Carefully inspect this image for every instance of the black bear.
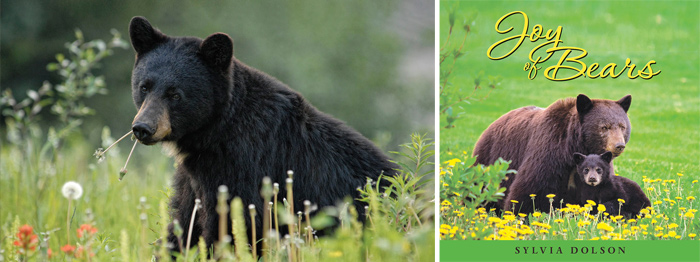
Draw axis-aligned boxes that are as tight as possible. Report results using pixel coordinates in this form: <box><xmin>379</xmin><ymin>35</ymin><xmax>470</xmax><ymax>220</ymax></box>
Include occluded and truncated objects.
<box><xmin>571</xmin><ymin>152</ymin><xmax>651</xmax><ymax>217</ymax></box>
<box><xmin>473</xmin><ymin>94</ymin><xmax>632</xmax><ymax>214</ymax></box>
<box><xmin>127</xmin><ymin>17</ymin><xmax>398</xmax><ymax>253</ymax></box>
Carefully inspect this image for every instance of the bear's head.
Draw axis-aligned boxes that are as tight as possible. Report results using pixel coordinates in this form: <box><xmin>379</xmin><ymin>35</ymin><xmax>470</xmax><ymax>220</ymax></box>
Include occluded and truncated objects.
<box><xmin>573</xmin><ymin>151</ymin><xmax>613</xmax><ymax>187</ymax></box>
<box><xmin>576</xmin><ymin>94</ymin><xmax>632</xmax><ymax>158</ymax></box>
<box><xmin>128</xmin><ymin>16</ymin><xmax>234</xmax><ymax>145</ymax></box>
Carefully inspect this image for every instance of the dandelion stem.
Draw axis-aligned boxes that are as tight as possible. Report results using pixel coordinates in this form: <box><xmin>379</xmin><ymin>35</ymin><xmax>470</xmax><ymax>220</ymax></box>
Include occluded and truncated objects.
<box><xmin>97</xmin><ymin>130</ymin><xmax>133</xmax><ymax>158</ymax></box>
<box><xmin>120</xmin><ymin>140</ymin><xmax>138</xmax><ymax>181</ymax></box>
<box><xmin>66</xmin><ymin>199</ymin><xmax>72</xmax><ymax>244</ymax></box>
<box><xmin>185</xmin><ymin>199</ymin><xmax>201</xmax><ymax>261</ymax></box>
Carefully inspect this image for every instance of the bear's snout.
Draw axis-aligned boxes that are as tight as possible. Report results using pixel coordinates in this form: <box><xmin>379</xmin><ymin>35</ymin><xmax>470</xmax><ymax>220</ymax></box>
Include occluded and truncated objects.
<box><xmin>132</xmin><ymin>122</ymin><xmax>155</xmax><ymax>143</ymax></box>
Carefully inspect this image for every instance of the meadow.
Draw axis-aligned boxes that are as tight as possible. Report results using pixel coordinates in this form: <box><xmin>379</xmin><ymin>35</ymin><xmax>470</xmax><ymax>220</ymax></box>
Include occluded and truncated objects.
<box><xmin>439</xmin><ymin>1</ymin><xmax>700</xmax><ymax>241</ymax></box>
<box><xmin>0</xmin><ymin>30</ymin><xmax>435</xmax><ymax>261</ymax></box>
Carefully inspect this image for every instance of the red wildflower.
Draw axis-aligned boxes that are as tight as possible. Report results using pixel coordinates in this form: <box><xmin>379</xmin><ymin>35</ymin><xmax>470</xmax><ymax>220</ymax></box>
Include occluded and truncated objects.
<box><xmin>13</xmin><ymin>224</ymin><xmax>38</xmax><ymax>254</ymax></box>
<box><xmin>47</xmin><ymin>248</ymin><xmax>53</xmax><ymax>259</ymax></box>
<box><xmin>61</xmin><ymin>244</ymin><xmax>76</xmax><ymax>255</ymax></box>
<box><xmin>76</xmin><ymin>224</ymin><xmax>98</xmax><ymax>238</ymax></box>
<box><xmin>75</xmin><ymin>246</ymin><xmax>95</xmax><ymax>259</ymax></box>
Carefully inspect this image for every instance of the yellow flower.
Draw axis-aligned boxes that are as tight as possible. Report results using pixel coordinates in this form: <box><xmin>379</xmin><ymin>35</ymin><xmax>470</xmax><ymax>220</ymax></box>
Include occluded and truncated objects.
<box><xmin>539</xmin><ymin>229</ymin><xmax>549</xmax><ymax>234</ymax></box>
<box><xmin>677</xmin><ymin>173</ymin><xmax>684</xmax><ymax>177</ymax></box>
<box><xmin>597</xmin><ymin>204</ymin><xmax>606</xmax><ymax>213</ymax></box>
<box><xmin>597</xmin><ymin>222</ymin><xmax>614</xmax><ymax>232</ymax></box>
<box><xmin>668</xmin><ymin>223</ymin><xmax>679</xmax><ymax>229</ymax></box>
<box><xmin>692</xmin><ymin>180</ymin><xmax>698</xmax><ymax>184</ymax></box>
<box><xmin>586</xmin><ymin>200</ymin><xmax>597</xmax><ymax>206</ymax></box>
<box><xmin>546</xmin><ymin>194</ymin><xmax>556</xmax><ymax>198</ymax></box>
<box><xmin>689</xmin><ymin>233</ymin><xmax>697</xmax><ymax>239</ymax></box>
<box><xmin>554</xmin><ymin>219</ymin><xmax>564</xmax><ymax>223</ymax></box>
<box><xmin>688</xmin><ymin>196</ymin><xmax>696</xmax><ymax>201</ymax></box>
<box><xmin>518</xmin><ymin>213</ymin><xmax>527</xmax><ymax>218</ymax></box>
<box><xmin>668</xmin><ymin>231</ymin><xmax>677</xmax><ymax>238</ymax></box>
<box><xmin>444</xmin><ymin>158</ymin><xmax>461</xmax><ymax>166</ymax></box>
<box><xmin>329</xmin><ymin>251</ymin><xmax>343</xmax><ymax>258</ymax></box>
<box><xmin>530</xmin><ymin>194</ymin><xmax>536</xmax><ymax>198</ymax></box>
<box><xmin>578</xmin><ymin>230</ymin><xmax>586</xmax><ymax>235</ymax></box>
<box><xmin>684</xmin><ymin>212</ymin><xmax>695</xmax><ymax>219</ymax></box>
<box><xmin>510</xmin><ymin>200</ymin><xmax>519</xmax><ymax>204</ymax></box>
<box><xmin>533</xmin><ymin>212</ymin><xmax>542</xmax><ymax>218</ymax></box>
<box><xmin>617</xmin><ymin>198</ymin><xmax>625</xmax><ymax>204</ymax></box>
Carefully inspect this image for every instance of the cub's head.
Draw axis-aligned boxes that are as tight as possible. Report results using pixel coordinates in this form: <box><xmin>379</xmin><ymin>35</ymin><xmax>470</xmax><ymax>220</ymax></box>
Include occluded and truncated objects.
<box><xmin>576</xmin><ymin>94</ymin><xmax>632</xmax><ymax>158</ymax></box>
<box><xmin>573</xmin><ymin>151</ymin><xmax>613</xmax><ymax>187</ymax></box>
<box><xmin>128</xmin><ymin>16</ymin><xmax>233</xmax><ymax>145</ymax></box>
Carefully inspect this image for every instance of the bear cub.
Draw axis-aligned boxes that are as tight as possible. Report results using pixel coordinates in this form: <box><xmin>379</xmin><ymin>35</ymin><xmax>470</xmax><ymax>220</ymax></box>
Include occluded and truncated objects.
<box><xmin>571</xmin><ymin>152</ymin><xmax>651</xmax><ymax>217</ymax></box>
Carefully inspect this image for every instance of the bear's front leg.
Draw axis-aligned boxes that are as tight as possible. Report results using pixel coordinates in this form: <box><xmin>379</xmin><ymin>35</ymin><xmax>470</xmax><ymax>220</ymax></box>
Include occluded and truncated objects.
<box><xmin>168</xmin><ymin>169</ymin><xmax>202</xmax><ymax>253</ymax></box>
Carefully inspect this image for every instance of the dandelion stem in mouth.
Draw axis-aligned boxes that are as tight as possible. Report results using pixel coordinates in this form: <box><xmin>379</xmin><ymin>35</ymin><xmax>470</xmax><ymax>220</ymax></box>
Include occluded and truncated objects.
<box><xmin>119</xmin><ymin>140</ymin><xmax>138</xmax><ymax>181</ymax></box>
<box><xmin>95</xmin><ymin>130</ymin><xmax>133</xmax><ymax>160</ymax></box>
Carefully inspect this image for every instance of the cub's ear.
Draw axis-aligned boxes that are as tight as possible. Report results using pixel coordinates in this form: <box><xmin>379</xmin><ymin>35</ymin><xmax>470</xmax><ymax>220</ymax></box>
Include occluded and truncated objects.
<box><xmin>199</xmin><ymin>33</ymin><xmax>233</xmax><ymax>72</ymax></box>
<box><xmin>573</xmin><ymin>153</ymin><xmax>586</xmax><ymax>165</ymax></box>
<box><xmin>129</xmin><ymin>16</ymin><xmax>166</xmax><ymax>54</ymax></box>
<box><xmin>600</xmin><ymin>151</ymin><xmax>613</xmax><ymax>163</ymax></box>
<box><xmin>576</xmin><ymin>94</ymin><xmax>593</xmax><ymax>117</ymax></box>
<box><xmin>617</xmin><ymin>94</ymin><xmax>632</xmax><ymax>113</ymax></box>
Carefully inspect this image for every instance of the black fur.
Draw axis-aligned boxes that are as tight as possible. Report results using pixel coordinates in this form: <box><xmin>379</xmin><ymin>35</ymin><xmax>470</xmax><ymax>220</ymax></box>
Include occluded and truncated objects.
<box><xmin>570</xmin><ymin>152</ymin><xmax>651</xmax><ymax>217</ymax></box>
<box><xmin>128</xmin><ymin>16</ymin><xmax>398</xmax><ymax>253</ymax></box>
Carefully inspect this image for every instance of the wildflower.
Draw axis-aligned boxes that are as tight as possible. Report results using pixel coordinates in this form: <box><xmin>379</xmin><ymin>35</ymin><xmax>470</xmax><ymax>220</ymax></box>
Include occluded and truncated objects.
<box><xmin>677</xmin><ymin>173</ymin><xmax>684</xmax><ymax>177</ymax></box>
<box><xmin>597</xmin><ymin>204</ymin><xmax>606</xmax><ymax>213</ymax></box>
<box><xmin>77</xmin><ymin>224</ymin><xmax>98</xmax><ymax>238</ymax></box>
<box><xmin>690</xmin><ymin>233</ymin><xmax>697</xmax><ymax>239</ymax></box>
<box><xmin>668</xmin><ymin>231</ymin><xmax>677</xmax><ymax>238</ymax></box>
<box><xmin>596</xmin><ymin>222</ymin><xmax>614</xmax><ymax>232</ymax></box>
<box><xmin>445</xmin><ymin>158</ymin><xmax>461</xmax><ymax>166</ymax></box>
<box><xmin>617</xmin><ymin>199</ymin><xmax>625</xmax><ymax>204</ymax></box>
<box><xmin>668</xmin><ymin>223</ymin><xmax>679</xmax><ymax>229</ymax></box>
<box><xmin>539</xmin><ymin>229</ymin><xmax>549</xmax><ymax>234</ymax></box>
<box><xmin>530</xmin><ymin>194</ymin><xmax>536</xmax><ymax>198</ymax></box>
<box><xmin>684</xmin><ymin>212</ymin><xmax>695</xmax><ymax>219</ymax></box>
<box><xmin>546</xmin><ymin>194</ymin><xmax>555</xmax><ymax>199</ymax></box>
<box><xmin>510</xmin><ymin>200</ymin><xmax>519</xmax><ymax>204</ymax></box>
<box><xmin>13</xmin><ymin>225</ymin><xmax>38</xmax><ymax>254</ymax></box>
<box><xmin>518</xmin><ymin>213</ymin><xmax>527</xmax><ymax>218</ymax></box>
<box><xmin>586</xmin><ymin>200</ymin><xmax>597</xmax><ymax>206</ymax></box>
<box><xmin>688</xmin><ymin>196</ymin><xmax>696</xmax><ymax>201</ymax></box>
<box><xmin>441</xmin><ymin>200</ymin><xmax>452</xmax><ymax>206</ymax></box>
<box><xmin>692</xmin><ymin>180</ymin><xmax>698</xmax><ymax>184</ymax></box>
<box><xmin>62</xmin><ymin>181</ymin><xmax>83</xmax><ymax>200</ymax></box>
<box><xmin>329</xmin><ymin>251</ymin><xmax>343</xmax><ymax>258</ymax></box>
<box><xmin>61</xmin><ymin>245</ymin><xmax>76</xmax><ymax>255</ymax></box>
<box><xmin>554</xmin><ymin>219</ymin><xmax>564</xmax><ymax>223</ymax></box>
<box><xmin>532</xmin><ymin>212</ymin><xmax>542</xmax><ymax>218</ymax></box>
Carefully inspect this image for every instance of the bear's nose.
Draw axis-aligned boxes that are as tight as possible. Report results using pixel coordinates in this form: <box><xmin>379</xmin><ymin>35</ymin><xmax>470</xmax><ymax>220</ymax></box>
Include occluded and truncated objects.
<box><xmin>587</xmin><ymin>177</ymin><xmax>597</xmax><ymax>183</ymax></box>
<box><xmin>132</xmin><ymin>122</ymin><xmax>155</xmax><ymax>141</ymax></box>
<box><xmin>615</xmin><ymin>143</ymin><xmax>626</xmax><ymax>152</ymax></box>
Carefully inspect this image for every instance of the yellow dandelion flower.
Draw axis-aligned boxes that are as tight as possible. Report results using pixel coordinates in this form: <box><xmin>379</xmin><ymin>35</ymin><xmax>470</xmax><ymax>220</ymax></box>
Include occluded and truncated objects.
<box><xmin>510</xmin><ymin>200</ymin><xmax>519</xmax><ymax>204</ymax></box>
<box><xmin>597</xmin><ymin>222</ymin><xmax>614</xmax><ymax>232</ymax></box>
<box><xmin>546</xmin><ymin>194</ymin><xmax>556</xmax><ymax>198</ymax></box>
<box><xmin>329</xmin><ymin>251</ymin><xmax>343</xmax><ymax>258</ymax></box>
<box><xmin>441</xmin><ymin>200</ymin><xmax>452</xmax><ymax>206</ymax></box>
<box><xmin>554</xmin><ymin>219</ymin><xmax>564</xmax><ymax>223</ymax></box>
<box><xmin>579</xmin><ymin>230</ymin><xmax>586</xmax><ymax>235</ymax></box>
<box><xmin>677</xmin><ymin>173</ymin><xmax>684</xmax><ymax>177</ymax></box>
<box><xmin>668</xmin><ymin>231</ymin><xmax>677</xmax><ymax>238</ymax></box>
<box><xmin>530</xmin><ymin>194</ymin><xmax>536</xmax><ymax>198</ymax></box>
<box><xmin>617</xmin><ymin>198</ymin><xmax>625</xmax><ymax>204</ymax></box>
<box><xmin>539</xmin><ymin>229</ymin><xmax>549</xmax><ymax>234</ymax></box>
<box><xmin>692</xmin><ymin>180</ymin><xmax>698</xmax><ymax>184</ymax></box>
<box><xmin>689</xmin><ymin>233</ymin><xmax>697</xmax><ymax>239</ymax></box>
<box><xmin>590</xmin><ymin>237</ymin><xmax>600</xmax><ymax>240</ymax></box>
<box><xmin>518</xmin><ymin>213</ymin><xmax>527</xmax><ymax>218</ymax></box>
<box><xmin>684</xmin><ymin>212</ymin><xmax>695</xmax><ymax>219</ymax></box>
<box><xmin>597</xmin><ymin>204</ymin><xmax>606</xmax><ymax>213</ymax></box>
<box><xmin>627</xmin><ymin>219</ymin><xmax>637</xmax><ymax>223</ymax></box>
<box><xmin>668</xmin><ymin>223</ymin><xmax>679</xmax><ymax>229</ymax></box>
<box><xmin>688</xmin><ymin>196</ymin><xmax>696</xmax><ymax>201</ymax></box>
<box><xmin>444</xmin><ymin>158</ymin><xmax>461</xmax><ymax>166</ymax></box>
<box><xmin>586</xmin><ymin>200</ymin><xmax>597</xmax><ymax>206</ymax></box>
<box><xmin>488</xmin><ymin>217</ymin><xmax>502</xmax><ymax>223</ymax></box>
<box><xmin>675</xmin><ymin>197</ymin><xmax>682</xmax><ymax>200</ymax></box>
<box><xmin>533</xmin><ymin>212</ymin><xmax>542</xmax><ymax>218</ymax></box>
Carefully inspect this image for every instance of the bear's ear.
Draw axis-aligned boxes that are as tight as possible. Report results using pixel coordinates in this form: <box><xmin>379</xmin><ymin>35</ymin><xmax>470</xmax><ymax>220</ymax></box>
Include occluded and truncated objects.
<box><xmin>617</xmin><ymin>94</ymin><xmax>632</xmax><ymax>113</ymax></box>
<box><xmin>199</xmin><ymin>33</ymin><xmax>233</xmax><ymax>72</ymax></box>
<box><xmin>600</xmin><ymin>151</ymin><xmax>613</xmax><ymax>163</ymax></box>
<box><xmin>576</xmin><ymin>94</ymin><xmax>593</xmax><ymax>117</ymax></box>
<box><xmin>129</xmin><ymin>16</ymin><xmax>166</xmax><ymax>54</ymax></box>
<box><xmin>573</xmin><ymin>153</ymin><xmax>586</xmax><ymax>165</ymax></box>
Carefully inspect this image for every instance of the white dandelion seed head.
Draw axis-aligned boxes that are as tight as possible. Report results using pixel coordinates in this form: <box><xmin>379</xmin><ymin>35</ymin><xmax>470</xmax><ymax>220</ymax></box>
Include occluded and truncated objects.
<box><xmin>62</xmin><ymin>181</ymin><xmax>83</xmax><ymax>200</ymax></box>
<box><xmin>287</xmin><ymin>170</ymin><xmax>294</xmax><ymax>176</ymax></box>
<box><xmin>248</xmin><ymin>204</ymin><xmax>255</xmax><ymax>210</ymax></box>
<box><xmin>218</xmin><ymin>185</ymin><xmax>228</xmax><ymax>193</ymax></box>
<box><xmin>286</xmin><ymin>178</ymin><xmax>293</xmax><ymax>184</ymax></box>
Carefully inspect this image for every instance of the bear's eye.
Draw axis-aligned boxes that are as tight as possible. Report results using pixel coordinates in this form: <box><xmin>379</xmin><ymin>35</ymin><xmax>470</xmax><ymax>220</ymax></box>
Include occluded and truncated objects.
<box><xmin>601</xmin><ymin>126</ymin><xmax>608</xmax><ymax>131</ymax></box>
<box><xmin>140</xmin><ymin>86</ymin><xmax>148</xmax><ymax>94</ymax></box>
<box><xmin>170</xmin><ymin>94</ymin><xmax>181</xmax><ymax>101</ymax></box>
<box><xmin>596</xmin><ymin>168</ymin><xmax>602</xmax><ymax>173</ymax></box>
<box><xmin>583</xmin><ymin>168</ymin><xmax>589</xmax><ymax>173</ymax></box>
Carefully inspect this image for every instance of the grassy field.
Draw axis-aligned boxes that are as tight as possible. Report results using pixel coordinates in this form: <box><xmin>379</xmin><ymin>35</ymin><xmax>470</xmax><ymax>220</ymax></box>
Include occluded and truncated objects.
<box><xmin>439</xmin><ymin>1</ymin><xmax>700</xmax><ymax>240</ymax></box>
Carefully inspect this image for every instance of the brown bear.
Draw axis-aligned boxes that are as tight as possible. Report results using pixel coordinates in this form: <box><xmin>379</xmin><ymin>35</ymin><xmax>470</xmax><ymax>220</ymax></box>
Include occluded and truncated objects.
<box><xmin>571</xmin><ymin>152</ymin><xmax>650</xmax><ymax>217</ymax></box>
<box><xmin>473</xmin><ymin>94</ymin><xmax>631</xmax><ymax>214</ymax></box>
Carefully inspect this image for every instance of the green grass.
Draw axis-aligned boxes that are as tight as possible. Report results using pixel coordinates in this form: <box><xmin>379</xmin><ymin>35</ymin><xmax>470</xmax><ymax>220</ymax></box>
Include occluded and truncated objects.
<box><xmin>439</xmin><ymin>0</ymin><xmax>700</xmax><ymax>240</ymax></box>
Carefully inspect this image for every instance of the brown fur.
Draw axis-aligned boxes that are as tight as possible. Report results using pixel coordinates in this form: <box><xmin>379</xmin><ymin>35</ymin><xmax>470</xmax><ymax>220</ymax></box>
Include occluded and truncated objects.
<box><xmin>473</xmin><ymin>94</ymin><xmax>631</xmax><ymax>214</ymax></box>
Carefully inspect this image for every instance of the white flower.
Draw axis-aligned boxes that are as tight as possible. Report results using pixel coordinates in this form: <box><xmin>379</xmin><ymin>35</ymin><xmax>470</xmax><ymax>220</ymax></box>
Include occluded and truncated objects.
<box><xmin>62</xmin><ymin>181</ymin><xmax>83</xmax><ymax>200</ymax></box>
